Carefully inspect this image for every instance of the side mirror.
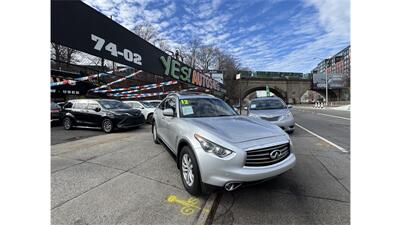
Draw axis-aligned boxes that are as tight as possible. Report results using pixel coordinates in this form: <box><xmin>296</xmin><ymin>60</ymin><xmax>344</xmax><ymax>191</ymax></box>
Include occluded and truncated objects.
<box><xmin>95</xmin><ymin>107</ymin><xmax>101</xmax><ymax>112</ymax></box>
<box><xmin>244</xmin><ymin>106</ymin><xmax>248</xmax><ymax>110</ymax></box>
<box><xmin>162</xmin><ymin>108</ymin><xmax>174</xmax><ymax>117</ymax></box>
<box><xmin>140</xmin><ymin>106</ymin><xmax>145</xmax><ymax>109</ymax></box>
<box><xmin>287</xmin><ymin>105</ymin><xmax>293</xmax><ymax>109</ymax></box>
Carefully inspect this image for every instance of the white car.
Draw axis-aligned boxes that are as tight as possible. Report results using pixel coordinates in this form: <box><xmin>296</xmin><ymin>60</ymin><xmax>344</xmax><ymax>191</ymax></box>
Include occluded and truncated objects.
<box><xmin>124</xmin><ymin>100</ymin><xmax>161</xmax><ymax>123</ymax></box>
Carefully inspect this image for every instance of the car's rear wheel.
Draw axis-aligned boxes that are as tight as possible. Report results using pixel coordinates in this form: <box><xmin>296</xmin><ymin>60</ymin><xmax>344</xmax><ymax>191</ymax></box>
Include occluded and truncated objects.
<box><xmin>179</xmin><ymin>146</ymin><xmax>202</xmax><ymax>195</ymax></box>
<box><xmin>152</xmin><ymin>122</ymin><xmax>159</xmax><ymax>144</ymax></box>
<box><xmin>63</xmin><ymin>117</ymin><xmax>73</xmax><ymax>130</ymax></box>
<box><xmin>102</xmin><ymin>118</ymin><xmax>113</xmax><ymax>133</ymax></box>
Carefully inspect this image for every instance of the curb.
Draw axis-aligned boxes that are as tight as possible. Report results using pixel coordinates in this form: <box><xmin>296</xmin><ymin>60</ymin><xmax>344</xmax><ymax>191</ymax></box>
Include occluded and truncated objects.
<box><xmin>194</xmin><ymin>192</ymin><xmax>222</xmax><ymax>225</ymax></box>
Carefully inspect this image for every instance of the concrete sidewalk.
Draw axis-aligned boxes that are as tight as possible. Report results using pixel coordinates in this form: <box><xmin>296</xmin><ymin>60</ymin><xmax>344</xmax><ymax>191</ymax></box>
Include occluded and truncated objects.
<box><xmin>51</xmin><ymin>125</ymin><xmax>213</xmax><ymax>225</ymax></box>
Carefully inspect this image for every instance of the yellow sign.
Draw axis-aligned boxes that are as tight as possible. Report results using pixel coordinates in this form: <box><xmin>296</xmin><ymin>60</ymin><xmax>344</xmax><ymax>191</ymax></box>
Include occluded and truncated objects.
<box><xmin>180</xmin><ymin>99</ymin><xmax>189</xmax><ymax>105</ymax></box>
<box><xmin>167</xmin><ymin>194</ymin><xmax>208</xmax><ymax>216</ymax></box>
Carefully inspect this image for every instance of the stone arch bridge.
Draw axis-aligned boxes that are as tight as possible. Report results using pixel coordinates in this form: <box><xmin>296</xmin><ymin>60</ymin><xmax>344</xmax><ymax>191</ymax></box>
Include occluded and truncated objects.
<box><xmin>234</xmin><ymin>77</ymin><xmax>312</xmax><ymax>104</ymax></box>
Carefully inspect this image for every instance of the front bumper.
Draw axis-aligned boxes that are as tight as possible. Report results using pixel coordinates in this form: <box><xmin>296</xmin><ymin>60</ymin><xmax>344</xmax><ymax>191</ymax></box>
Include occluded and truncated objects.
<box><xmin>271</xmin><ymin>118</ymin><xmax>295</xmax><ymax>132</ymax></box>
<box><xmin>197</xmin><ymin>146</ymin><xmax>296</xmax><ymax>187</ymax></box>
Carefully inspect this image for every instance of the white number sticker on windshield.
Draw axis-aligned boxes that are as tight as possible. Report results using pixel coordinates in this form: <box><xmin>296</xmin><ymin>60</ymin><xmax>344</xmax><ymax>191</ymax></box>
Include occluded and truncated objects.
<box><xmin>181</xmin><ymin>106</ymin><xmax>194</xmax><ymax>115</ymax></box>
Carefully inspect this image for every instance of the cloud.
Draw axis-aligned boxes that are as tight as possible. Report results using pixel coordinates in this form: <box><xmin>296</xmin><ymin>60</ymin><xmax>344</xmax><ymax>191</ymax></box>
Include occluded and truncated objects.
<box><xmin>81</xmin><ymin>0</ymin><xmax>350</xmax><ymax>72</ymax></box>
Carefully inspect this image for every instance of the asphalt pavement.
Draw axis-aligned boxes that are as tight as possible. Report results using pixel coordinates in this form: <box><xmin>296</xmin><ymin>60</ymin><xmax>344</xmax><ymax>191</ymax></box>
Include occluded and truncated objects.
<box><xmin>51</xmin><ymin>125</ymin><xmax>105</xmax><ymax>145</ymax></box>
<box><xmin>212</xmin><ymin>107</ymin><xmax>350</xmax><ymax>225</ymax></box>
<box><xmin>51</xmin><ymin>125</ymin><xmax>212</xmax><ymax>225</ymax></box>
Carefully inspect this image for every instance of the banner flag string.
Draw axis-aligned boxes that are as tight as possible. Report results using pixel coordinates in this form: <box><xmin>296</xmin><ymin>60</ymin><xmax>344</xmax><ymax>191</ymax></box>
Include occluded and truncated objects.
<box><xmin>91</xmin><ymin>70</ymin><xmax>143</xmax><ymax>91</ymax></box>
<box><xmin>51</xmin><ymin>80</ymin><xmax>76</xmax><ymax>87</ymax></box>
<box><xmin>74</xmin><ymin>67</ymin><xmax>129</xmax><ymax>81</ymax></box>
<box><xmin>102</xmin><ymin>80</ymin><xmax>178</xmax><ymax>96</ymax></box>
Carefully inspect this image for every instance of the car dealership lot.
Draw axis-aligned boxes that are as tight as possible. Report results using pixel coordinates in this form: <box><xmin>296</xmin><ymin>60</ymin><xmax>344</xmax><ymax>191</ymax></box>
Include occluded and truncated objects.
<box><xmin>51</xmin><ymin>107</ymin><xmax>350</xmax><ymax>225</ymax></box>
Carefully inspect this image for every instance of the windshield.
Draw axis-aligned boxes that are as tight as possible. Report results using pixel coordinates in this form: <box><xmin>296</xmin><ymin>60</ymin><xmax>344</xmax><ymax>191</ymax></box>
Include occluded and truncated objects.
<box><xmin>51</xmin><ymin>102</ymin><xmax>60</xmax><ymax>110</ymax></box>
<box><xmin>179</xmin><ymin>98</ymin><xmax>237</xmax><ymax>118</ymax></box>
<box><xmin>250</xmin><ymin>99</ymin><xmax>286</xmax><ymax>110</ymax></box>
<box><xmin>99</xmin><ymin>100</ymin><xmax>131</xmax><ymax>109</ymax></box>
<box><xmin>141</xmin><ymin>101</ymin><xmax>157</xmax><ymax>108</ymax></box>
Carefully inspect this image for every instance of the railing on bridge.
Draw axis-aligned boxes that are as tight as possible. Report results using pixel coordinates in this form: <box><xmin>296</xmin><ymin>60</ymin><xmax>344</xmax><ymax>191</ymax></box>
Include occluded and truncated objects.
<box><xmin>238</xmin><ymin>70</ymin><xmax>306</xmax><ymax>79</ymax></box>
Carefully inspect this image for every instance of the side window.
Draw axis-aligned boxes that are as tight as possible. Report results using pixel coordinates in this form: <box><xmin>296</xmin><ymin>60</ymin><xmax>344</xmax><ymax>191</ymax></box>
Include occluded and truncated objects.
<box><xmin>132</xmin><ymin>102</ymin><xmax>141</xmax><ymax>109</ymax></box>
<box><xmin>73</xmin><ymin>102</ymin><xmax>88</xmax><ymax>109</ymax></box>
<box><xmin>158</xmin><ymin>99</ymin><xmax>166</xmax><ymax>110</ymax></box>
<box><xmin>165</xmin><ymin>98</ymin><xmax>176</xmax><ymax>113</ymax></box>
<box><xmin>88</xmin><ymin>102</ymin><xmax>100</xmax><ymax>110</ymax></box>
<box><xmin>64</xmin><ymin>102</ymin><xmax>73</xmax><ymax>109</ymax></box>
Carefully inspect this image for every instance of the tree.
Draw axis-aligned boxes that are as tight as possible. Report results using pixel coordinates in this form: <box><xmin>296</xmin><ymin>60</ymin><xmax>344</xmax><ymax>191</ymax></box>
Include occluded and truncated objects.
<box><xmin>214</xmin><ymin>49</ymin><xmax>242</xmax><ymax>102</ymax></box>
<box><xmin>132</xmin><ymin>22</ymin><xmax>170</xmax><ymax>51</ymax></box>
<box><xmin>197</xmin><ymin>45</ymin><xmax>218</xmax><ymax>72</ymax></box>
<box><xmin>51</xmin><ymin>43</ymin><xmax>77</xmax><ymax>66</ymax></box>
<box><xmin>181</xmin><ymin>38</ymin><xmax>201</xmax><ymax>68</ymax></box>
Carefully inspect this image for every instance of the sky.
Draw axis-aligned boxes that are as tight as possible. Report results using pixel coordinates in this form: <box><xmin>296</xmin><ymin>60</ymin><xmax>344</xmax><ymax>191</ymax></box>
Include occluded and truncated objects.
<box><xmin>83</xmin><ymin>0</ymin><xmax>350</xmax><ymax>73</ymax></box>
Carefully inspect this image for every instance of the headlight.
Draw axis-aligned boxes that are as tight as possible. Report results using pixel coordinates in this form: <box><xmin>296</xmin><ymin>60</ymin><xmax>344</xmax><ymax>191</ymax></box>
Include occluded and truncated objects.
<box><xmin>194</xmin><ymin>134</ymin><xmax>234</xmax><ymax>158</ymax></box>
<box><xmin>281</xmin><ymin>111</ymin><xmax>292</xmax><ymax>120</ymax></box>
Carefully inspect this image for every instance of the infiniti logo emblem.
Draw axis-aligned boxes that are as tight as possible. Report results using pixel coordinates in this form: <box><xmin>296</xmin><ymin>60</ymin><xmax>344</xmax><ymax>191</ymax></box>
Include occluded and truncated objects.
<box><xmin>270</xmin><ymin>150</ymin><xmax>281</xmax><ymax>160</ymax></box>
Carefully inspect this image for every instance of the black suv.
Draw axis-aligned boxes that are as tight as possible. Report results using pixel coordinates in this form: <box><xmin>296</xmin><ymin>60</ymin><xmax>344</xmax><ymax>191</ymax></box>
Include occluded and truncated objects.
<box><xmin>60</xmin><ymin>99</ymin><xmax>145</xmax><ymax>133</ymax></box>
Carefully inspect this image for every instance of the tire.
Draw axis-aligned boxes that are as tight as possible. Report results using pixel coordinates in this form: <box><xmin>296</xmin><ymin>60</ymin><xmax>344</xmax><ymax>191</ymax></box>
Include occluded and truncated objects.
<box><xmin>146</xmin><ymin>113</ymin><xmax>153</xmax><ymax>124</ymax></box>
<box><xmin>287</xmin><ymin>130</ymin><xmax>294</xmax><ymax>134</ymax></box>
<box><xmin>63</xmin><ymin>117</ymin><xmax>73</xmax><ymax>130</ymax></box>
<box><xmin>179</xmin><ymin>146</ymin><xmax>202</xmax><ymax>195</ymax></box>
<box><xmin>152</xmin><ymin>122</ymin><xmax>160</xmax><ymax>144</ymax></box>
<box><xmin>102</xmin><ymin>118</ymin><xmax>113</xmax><ymax>133</ymax></box>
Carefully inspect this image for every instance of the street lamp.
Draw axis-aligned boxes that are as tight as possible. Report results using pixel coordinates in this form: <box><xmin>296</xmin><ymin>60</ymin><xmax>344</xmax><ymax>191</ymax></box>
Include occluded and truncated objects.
<box><xmin>236</xmin><ymin>73</ymin><xmax>241</xmax><ymax>114</ymax></box>
<box><xmin>313</xmin><ymin>57</ymin><xmax>329</xmax><ymax>106</ymax></box>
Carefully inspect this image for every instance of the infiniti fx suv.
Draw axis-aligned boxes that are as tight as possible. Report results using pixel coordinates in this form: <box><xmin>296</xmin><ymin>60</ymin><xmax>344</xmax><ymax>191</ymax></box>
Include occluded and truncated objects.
<box><xmin>152</xmin><ymin>92</ymin><xmax>296</xmax><ymax>195</ymax></box>
<box><xmin>247</xmin><ymin>96</ymin><xmax>295</xmax><ymax>133</ymax></box>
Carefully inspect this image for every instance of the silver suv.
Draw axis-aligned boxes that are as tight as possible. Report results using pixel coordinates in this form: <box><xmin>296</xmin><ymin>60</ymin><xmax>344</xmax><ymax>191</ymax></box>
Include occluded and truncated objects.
<box><xmin>152</xmin><ymin>92</ymin><xmax>296</xmax><ymax>195</ymax></box>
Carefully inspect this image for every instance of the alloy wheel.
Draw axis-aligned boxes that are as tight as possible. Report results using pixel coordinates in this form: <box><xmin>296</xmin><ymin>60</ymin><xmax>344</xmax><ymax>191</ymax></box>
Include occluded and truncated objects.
<box><xmin>181</xmin><ymin>153</ymin><xmax>194</xmax><ymax>187</ymax></box>
<box><xmin>103</xmin><ymin>119</ymin><xmax>112</xmax><ymax>132</ymax></box>
<box><xmin>64</xmin><ymin>118</ymin><xmax>71</xmax><ymax>129</ymax></box>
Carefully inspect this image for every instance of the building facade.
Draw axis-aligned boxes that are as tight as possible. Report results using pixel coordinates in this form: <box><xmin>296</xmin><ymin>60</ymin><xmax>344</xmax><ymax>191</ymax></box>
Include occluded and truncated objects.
<box><xmin>312</xmin><ymin>45</ymin><xmax>351</xmax><ymax>78</ymax></box>
<box><xmin>311</xmin><ymin>45</ymin><xmax>351</xmax><ymax>101</ymax></box>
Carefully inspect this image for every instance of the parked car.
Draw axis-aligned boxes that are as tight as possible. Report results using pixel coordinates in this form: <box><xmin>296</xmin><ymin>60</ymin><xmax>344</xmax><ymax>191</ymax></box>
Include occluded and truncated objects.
<box><xmin>152</xmin><ymin>92</ymin><xmax>296</xmax><ymax>195</ymax></box>
<box><xmin>246</xmin><ymin>96</ymin><xmax>295</xmax><ymax>134</ymax></box>
<box><xmin>60</xmin><ymin>99</ymin><xmax>145</xmax><ymax>133</ymax></box>
<box><xmin>124</xmin><ymin>100</ymin><xmax>161</xmax><ymax>123</ymax></box>
<box><xmin>51</xmin><ymin>102</ymin><xmax>61</xmax><ymax>123</ymax></box>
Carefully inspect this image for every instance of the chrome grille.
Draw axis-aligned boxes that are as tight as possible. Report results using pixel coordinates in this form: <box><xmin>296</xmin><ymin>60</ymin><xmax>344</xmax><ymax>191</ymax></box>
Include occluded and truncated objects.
<box><xmin>260</xmin><ymin>116</ymin><xmax>281</xmax><ymax>121</ymax></box>
<box><xmin>245</xmin><ymin>143</ymin><xmax>290</xmax><ymax>167</ymax></box>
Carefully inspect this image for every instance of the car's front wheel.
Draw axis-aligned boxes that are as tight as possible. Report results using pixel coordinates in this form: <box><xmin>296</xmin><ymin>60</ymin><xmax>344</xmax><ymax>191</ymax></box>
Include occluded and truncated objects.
<box><xmin>102</xmin><ymin>118</ymin><xmax>113</xmax><ymax>133</ymax></box>
<box><xmin>63</xmin><ymin>117</ymin><xmax>73</xmax><ymax>130</ymax></box>
<box><xmin>147</xmin><ymin>113</ymin><xmax>153</xmax><ymax>123</ymax></box>
<box><xmin>179</xmin><ymin>146</ymin><xmax>202</xmax><ymax>195</ymax></box>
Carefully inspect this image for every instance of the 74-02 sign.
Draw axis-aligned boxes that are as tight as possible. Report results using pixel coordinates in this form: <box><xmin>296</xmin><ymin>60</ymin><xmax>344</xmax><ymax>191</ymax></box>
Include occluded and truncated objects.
<box><xmin>91</xmin><ymin>34</ymin><xmax>142</xmax><ymax>66</ymax></box>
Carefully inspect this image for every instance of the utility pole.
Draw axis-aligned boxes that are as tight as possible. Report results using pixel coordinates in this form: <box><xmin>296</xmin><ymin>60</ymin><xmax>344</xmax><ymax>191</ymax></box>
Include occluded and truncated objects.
<box><xmin>325</xmin><ymin>62</ymin><xmax>329</xmax><ymax>106</ymax></box>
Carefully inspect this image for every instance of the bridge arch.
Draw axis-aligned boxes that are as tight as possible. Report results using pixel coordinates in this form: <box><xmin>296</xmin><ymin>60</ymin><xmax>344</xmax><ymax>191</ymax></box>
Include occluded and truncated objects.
<box><xmin>242</xmin><ymin>86</ymin><xmax>286</xmax><ymax>102</ymax></box>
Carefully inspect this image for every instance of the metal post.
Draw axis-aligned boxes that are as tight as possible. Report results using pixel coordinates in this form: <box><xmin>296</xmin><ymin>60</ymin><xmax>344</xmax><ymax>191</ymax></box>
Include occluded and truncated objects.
<box><xmin>325</xmin><ymin>69</ymin><xmax>329</xmax><ymax>106</ymax></box>
<box><xmin>239</xmin><ymin>80</ymin><xmax>242</xmax><ymax>115</ymax></box>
